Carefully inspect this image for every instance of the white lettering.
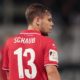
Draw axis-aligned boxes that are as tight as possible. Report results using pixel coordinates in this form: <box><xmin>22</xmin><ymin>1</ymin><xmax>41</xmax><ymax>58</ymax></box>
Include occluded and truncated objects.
<box><xmin>14</xmin><ymin>37</ymin><xmax>35</xmax><ymax>44</ymax></box>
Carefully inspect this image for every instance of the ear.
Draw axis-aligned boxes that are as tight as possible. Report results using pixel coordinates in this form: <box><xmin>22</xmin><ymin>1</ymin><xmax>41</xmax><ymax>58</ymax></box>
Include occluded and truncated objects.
<box><xmin>35</xmin><ymin>17</ymin><xmax>42</xmax><ymax>25</ymax></box>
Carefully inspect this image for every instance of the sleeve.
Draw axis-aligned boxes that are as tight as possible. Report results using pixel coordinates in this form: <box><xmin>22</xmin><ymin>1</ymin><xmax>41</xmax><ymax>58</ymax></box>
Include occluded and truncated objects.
<box><xmin>2</xmin><ymin>40</ymin><xmax>9</xmax><ymax>70</ymax></box>
<box><xmin>44</xmin><ymin>38</ymin><xmax>59</xmax><ymax>66</ymax></box>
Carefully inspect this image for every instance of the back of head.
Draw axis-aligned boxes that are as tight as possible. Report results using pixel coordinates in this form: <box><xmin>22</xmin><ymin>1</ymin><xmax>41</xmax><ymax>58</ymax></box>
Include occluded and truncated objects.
<box><xmin>25</xmin><ymin>3</ymin><xmax>51</xmax><ymax>24</ymax></box>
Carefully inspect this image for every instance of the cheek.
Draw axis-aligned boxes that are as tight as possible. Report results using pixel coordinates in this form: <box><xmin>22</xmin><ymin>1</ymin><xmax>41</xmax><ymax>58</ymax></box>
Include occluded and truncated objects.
<box><xmin>42</xmin><ymin>21</ymin><xmax>48</xmax><ymax>27</ymax></box>
<box><xmin>40</xmin><ymin>20</ymin><xmax>49</xmax><ymax>32</ymax></box>
<box><xmin>41</xmin><ymin>23</ymin><xmax>47</xmax><ymax>30</ymax></box>
<box><xmin>44</xmin><ymin>23</ymin><xmax>50</xmax><ymax>30</ymax></box>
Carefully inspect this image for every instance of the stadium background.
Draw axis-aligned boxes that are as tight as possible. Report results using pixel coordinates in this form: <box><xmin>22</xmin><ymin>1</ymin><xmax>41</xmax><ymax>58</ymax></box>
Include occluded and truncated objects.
<box><xmin>0</xmin><ymin>0</ymin><xmax>80</xmax><ymax>80</ymax></box>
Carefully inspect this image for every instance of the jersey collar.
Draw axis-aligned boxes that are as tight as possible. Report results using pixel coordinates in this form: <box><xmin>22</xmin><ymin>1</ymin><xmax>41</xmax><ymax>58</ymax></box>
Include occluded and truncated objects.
<box><xmin>20</xmin><ymin>30</ymin><xmax>41</xmax><ymax>35</ymax></box>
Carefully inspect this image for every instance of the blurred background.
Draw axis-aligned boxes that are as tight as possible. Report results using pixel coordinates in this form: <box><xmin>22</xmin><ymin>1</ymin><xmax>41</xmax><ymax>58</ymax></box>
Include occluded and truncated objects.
<box><xmin>0</xmin><ymin>0</ymin><xmax>80</xmax><ymax>80</ymax></box>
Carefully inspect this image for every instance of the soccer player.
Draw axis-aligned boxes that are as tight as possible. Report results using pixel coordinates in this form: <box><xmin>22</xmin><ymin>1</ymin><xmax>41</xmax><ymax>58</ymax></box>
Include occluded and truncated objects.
<box><xmin>2</xmin><ymin>3</ymin><xmax>61</xmax><ymax>80</ymax></box>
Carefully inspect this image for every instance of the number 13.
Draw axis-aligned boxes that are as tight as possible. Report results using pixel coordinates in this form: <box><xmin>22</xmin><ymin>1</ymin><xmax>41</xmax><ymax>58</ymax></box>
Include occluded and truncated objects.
<box><xmin>14</xmin><ymin>48</ymin><xmax>37</xmax><ymax>79</ymax></box>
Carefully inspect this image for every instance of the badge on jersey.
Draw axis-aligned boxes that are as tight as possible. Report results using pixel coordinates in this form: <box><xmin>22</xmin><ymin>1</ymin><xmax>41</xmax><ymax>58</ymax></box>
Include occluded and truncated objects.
<box><xmin>49</xmin><ymin>49</ymin><xmax>58</xmax><ymax>62</ymax></box>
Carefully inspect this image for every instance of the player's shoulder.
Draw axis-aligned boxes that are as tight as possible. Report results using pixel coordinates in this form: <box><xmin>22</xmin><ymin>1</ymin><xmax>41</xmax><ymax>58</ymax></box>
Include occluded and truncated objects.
<box><xmin>5</xmin><ymin>34</ymin><xmax>19</xmax><ymax>45</ymax></box>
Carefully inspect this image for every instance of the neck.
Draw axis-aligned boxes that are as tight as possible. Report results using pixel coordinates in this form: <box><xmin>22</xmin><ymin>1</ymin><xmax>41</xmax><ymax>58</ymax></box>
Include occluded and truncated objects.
<box><xmin>27</xmin><ymin>24</ymin><xmax>40</xmax><ymax>31</ymax></box>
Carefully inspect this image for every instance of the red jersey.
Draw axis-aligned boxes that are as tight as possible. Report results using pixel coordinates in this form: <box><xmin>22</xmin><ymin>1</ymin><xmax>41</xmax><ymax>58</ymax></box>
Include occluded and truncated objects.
<box><xmin>0</xmin><ymin>48</ymin><xmax>7</xmax><ymax>80</ymax></box>
<box><xmin>2</xmin><ymin>30</ymin><xmax>58</xmax><ymax>80</ymax></box>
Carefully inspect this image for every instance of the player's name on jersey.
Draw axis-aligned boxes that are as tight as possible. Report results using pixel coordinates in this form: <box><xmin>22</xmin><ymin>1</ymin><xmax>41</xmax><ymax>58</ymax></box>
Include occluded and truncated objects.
<box><xmin>14</xmin><ymin>37</ymin><xmax>35</xmax><ymax>44</ymax></box>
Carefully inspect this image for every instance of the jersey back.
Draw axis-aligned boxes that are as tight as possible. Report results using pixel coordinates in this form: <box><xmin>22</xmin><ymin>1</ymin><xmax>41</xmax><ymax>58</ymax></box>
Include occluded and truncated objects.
<box><xmin>2</xmin><ymin>30</ymin><xmax>58</xmax><ymax>80</ymax></box>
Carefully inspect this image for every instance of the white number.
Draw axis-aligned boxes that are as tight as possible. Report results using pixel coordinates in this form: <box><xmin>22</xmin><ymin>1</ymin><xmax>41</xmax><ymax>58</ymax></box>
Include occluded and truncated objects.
<box><xmin>14</xmin><ymin>48</ymin><xmax>24</xmax><ymax>78</ymax></box>
<box><xmin>14</xmin><ymin>48</ymin><xmax>37</xmax><ymax>79</ymax></box>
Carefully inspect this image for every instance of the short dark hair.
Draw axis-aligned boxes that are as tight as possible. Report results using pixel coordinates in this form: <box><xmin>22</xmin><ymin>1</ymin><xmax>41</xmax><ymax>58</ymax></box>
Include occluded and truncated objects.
<box><xmin>25</xmin><ymin>3</ymin><xmax>51</xmax><ymax>24</ymax></box>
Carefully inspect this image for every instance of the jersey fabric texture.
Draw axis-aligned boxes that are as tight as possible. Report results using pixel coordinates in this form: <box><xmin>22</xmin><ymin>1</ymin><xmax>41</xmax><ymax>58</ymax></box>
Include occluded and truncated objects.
<box><xmin>0</xmin><ymin>48</ymin><xmax>7</xmax><ymax>80</ymax></box>
<box><xmin>2</xmin><ymin>30</ymin><xmax>58</xmax><ymax>80</ymax></box>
